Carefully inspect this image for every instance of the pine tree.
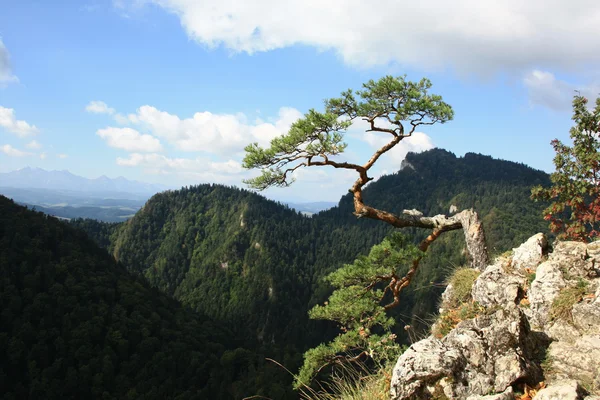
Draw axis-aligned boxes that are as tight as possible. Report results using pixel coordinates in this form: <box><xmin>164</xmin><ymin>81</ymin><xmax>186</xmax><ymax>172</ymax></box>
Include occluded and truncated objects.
<box><xmin>295</xmin><ymin>233</ymin><xmax>419</xmax><ymax>387</ymax></box>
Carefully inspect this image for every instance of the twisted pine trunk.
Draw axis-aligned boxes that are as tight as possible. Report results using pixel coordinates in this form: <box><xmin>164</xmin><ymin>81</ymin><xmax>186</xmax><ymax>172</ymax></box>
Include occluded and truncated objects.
<box><xmin>352</xmin><ymin>187</ymin><xmax>490</xmax><ymax>270</ymax></box>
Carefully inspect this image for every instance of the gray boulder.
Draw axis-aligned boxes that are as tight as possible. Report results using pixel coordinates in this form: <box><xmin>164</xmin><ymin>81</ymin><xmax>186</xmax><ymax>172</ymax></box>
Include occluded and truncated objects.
<box><xmin>466</xmin><ymin>387</ymin><xmax>514</xmax><ymax>400</ymax></box>
<box><xmin>389</xmin><ymin>338</ymin><xmax>461</xmax><ymax>399</ymax></box>
<box><xmin>391</xmin><ymin>234</ymin><xmax>600</xmax><ymax>400</ymax></box>
<box><xmin>533</xmin><ymin>380</ymin><xmax>585</xmax><ymax>400</ymax></box>
<box><xmin>529</xmin><ymin>260</ymin><xmax>568</xmax><ymax>329</ymax></box>
<box><xmin>391</xmin><ymin>306</ymin><xmax>543</xmax><ymax>399</ymax></box>
<box><xmin>550</xmin><ymin>241</ymin><xmax>596</xmax><ymax>279</ymax></box>
<box><xmin>512</xmin><ymin>233</ymin><xmax>548</xmax><ymax>272</ymax></box>
<box><xmin>547</xmin><ymin>335</ymin><xmax>600</xmax><ymax>393</ymax></box>
<box><xmin>472</xmin><ymin>233</ymin><xmax>547</xmax><ymax>309</ymax></box>
<box><xmin>471</xmin><ymin>260</ymin><xmax>523</xmax><ymax>308</ymax></box>
<box><xmin>572</xmin><ymin>285</ymin><xmax>600</xmax><ymax>334</ymax></box>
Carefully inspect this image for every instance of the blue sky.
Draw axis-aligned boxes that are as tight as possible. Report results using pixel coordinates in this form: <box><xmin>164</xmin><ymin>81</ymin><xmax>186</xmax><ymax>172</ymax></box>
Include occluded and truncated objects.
<box><xmin>1</xmin><ymin>0</ymin><xmax>599</xmax><ymax>202</ymax></box>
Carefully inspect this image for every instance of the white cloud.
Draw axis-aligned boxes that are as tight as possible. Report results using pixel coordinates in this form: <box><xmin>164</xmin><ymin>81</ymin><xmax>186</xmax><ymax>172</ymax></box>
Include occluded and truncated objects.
<box><xmin>86</xmin><ymin>100</ymin><xmax>131</xmax><ymax>125</ymax></box>
<box><xmin>100</xmin><ymin>102</ymin><xmax>431</xmax><ymax>198</ymax></box>
<box><xmin>0</xmin><ymin>106</ymin><xmax>39</xmax><ymax>137</ymax></box>
<box><xmin>58</xmin><ymin>153</ymin><xmax>68</xmax><ymax>159</ymax></box>
<box><xmin>133</xmin><ymin>0</ymin><xmax>600</xmax><ymax>73</ymax></box>
<box><xmin>251</xmin><ymin>107</ymin><xmax>303</xmax><ymax>147</ymax></box>
<box><xmin>345</xmin><ymin>117</ymin><xmax>434</xmax><ymax>173</ymax></box>
<box><xmin>86</xmin><ymin>100</ymin><xmax>116</xmax><ymax>115</ymax></box>
<box><xmin>125</xmin><ymin>105</ymin><xmax>301</xmax><ymax>155</ymax></box>
<box><xmin>39</xmin><ymin>152</ymin><xmax>47</xmax><ymax>160</ymax></box>
<box><xmin>26</xmin><ymin>140</ymin><xmax>42</xmax><ymax>149</ymax></box>
<box><xmin>93</xmin><ymin>104</ymin><xmax>303</xmax><ymax>185</ymax></box>
<box><xmin>1</xmin><ymin>144</ymin><xmax>32</xmax><ymax>157</ymax></box>
<box><xmin>523</xmin><ymin>69</ymin><xmax>600</xmax><ymax>111</ymax></box>
<box><xmin>361</xmin><ymin>129</ymin><xmax>434</xmax><ymax>174</ymax></box>
<box><xmin>291</xmin><ymin>167</ymin><xmax>331</xmax><ymax>183</ymax></box>
<box><xmin>97</xmin><ymin>127</ymin><xmax>163</xmax><ymax>152</ymax></box>
<box><xmin>117</xmin><ymin>152</ymin><xmax>244</xmax><ymax>182</ymax></box>
<box><xmin>0</xmin><ymin>39</ymin><xmax>18</xmax><ymax>85</ymax></box>
<box><xmin>114</xmin><ymin>113</ymin><xmax>130</xmax><ymax>125</ymax></box>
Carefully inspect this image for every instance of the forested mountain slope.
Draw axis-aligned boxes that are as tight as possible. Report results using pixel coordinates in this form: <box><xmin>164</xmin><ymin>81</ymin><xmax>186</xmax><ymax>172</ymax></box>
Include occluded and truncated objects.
<box><xmin>0</xmin><ymin>196</ymin><xmax>289</xmax><ymax>399</ymax></box>
<box><xmin>78</xmin><ymin>149</ymin><xmax>550</xmax><ymax>349</ymax></box>
<box><xmin>62</xmin><ymin>149</ymin><xmax>551</xmax><ymax>398</ymax></box>
<box><xmin>317</xmin><ymin>149</ymin><xmax>549</xmax><ymax>254</ymax></box>
<box><xmin>312</xmin><ymin>149</ymin><xmax>551</xmax><ymax>333</ymax></box>
<box><xmin>108</xmin><ymin>185</ymin><xmax>319</xmax><ymax>350</ymax></box>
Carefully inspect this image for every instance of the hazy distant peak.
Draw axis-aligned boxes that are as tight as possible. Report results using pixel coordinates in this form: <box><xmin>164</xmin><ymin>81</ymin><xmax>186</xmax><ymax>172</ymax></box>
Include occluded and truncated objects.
<box><xmin>0</xmin><ymin>167</ymin><xmax>167</xmax><ymax>195</ymax></box>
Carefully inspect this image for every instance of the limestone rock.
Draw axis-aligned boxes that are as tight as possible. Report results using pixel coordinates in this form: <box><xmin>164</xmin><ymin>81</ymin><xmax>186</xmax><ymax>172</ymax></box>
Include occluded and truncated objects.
<box><xmin>391</xmin><ymin>234</ymin><xmax>600</xmax><ymax>400</ymax></box>
<box><xmin>472</xmin><ymin>260</ymin><xmax>522</xmax><ymax>307</ymax></box>
<box><xmin>545</xmin><ymin>319</ymin><xmax>581</xmax><ymax>343</ymax></box>
<box><xmin>439</xmin><ymin>282</ymin><xmax>455</xmax><ymax>313</ymax></box>
<box><xmin>466</xmin><ymin>387</ymin><xmax>514</xmax><ymax>400</ymax></box>
<box><xmin>529</xmin><ymin>260</ymin><xmax>567</xmax><ymax>329</ymax></box>
<box><xmin>550</xmin><ymin>241</ymin><xmax>594</xmax><ymax>279</ymax></box>
<box><xmin>572</xmin><ymin>285</ymin><xmax>600</xmax><ymax>335</ymax></box>
<box><xmin>390</xmin><ymin>338</ymin><xmax>461</xmax><ymax>399</ymax></box>
<box><xmin>391</xmin><ymin>306</ymin><xmax>543</xmax><ymax>399</ymax></box>
<box><xmin>533</xmin><ymin>380</ymin><xmax>585</xmax><ymax>400</ymax></box>
<box><xmin>512</xmin><ymin>233</ymin><xmax>548</xmax><ymax>272</ymax></box>
<box><xmin>529</xmin><ymin>240</ymin><xmax>600</xmax><ymax>333</ymax></box>
<box><xmin>547</xmin><ymin>335</ymin><xmax>600</xmax><ymax>393</ymax></box>
<box><xmin>584</xmin><ymin>241</ymin><xmax>600</xmax><ymax>269</ymax></box>
<box><xmin>472</xmin><ymin>234</ymin><xmax>547</xmax><ymax>308</ymax></box>
<box><xmin>444</xmin><ymin>306</ymin><xmax>544</xmax><ymax>395</ymax></box>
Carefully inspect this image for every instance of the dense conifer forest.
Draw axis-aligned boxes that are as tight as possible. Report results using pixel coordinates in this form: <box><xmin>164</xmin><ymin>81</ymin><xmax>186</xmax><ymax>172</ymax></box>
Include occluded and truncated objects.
<box><xmin>0</xmin><ymin>196</ymin><xmax>292</xmax><ymax>399</ymax></box>
<box><xmin>2</xmin><ymin>149</ymin><xmax>551</xmax><ymax>398</ymax></box>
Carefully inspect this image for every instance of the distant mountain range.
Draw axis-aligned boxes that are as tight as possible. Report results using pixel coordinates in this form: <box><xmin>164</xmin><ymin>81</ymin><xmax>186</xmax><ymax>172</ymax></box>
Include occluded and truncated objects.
<box><xmin>0</xmin><ymin>167</ymin><xmax>169</xmax><ymax>195</ymax></box>
<box><xmin>0</xmin><ymin>167</ymin><xmax>337</xmax><ymax>221</ymax></box>
<box><xmin>0</xmin><ymin>168</ymin><xmax>170</xmax><ymax>221</ymax></box>
<box><xmin>0</xmin><ymin>149</ymin><xmax>552</xmax><ymax>398</ymax></box>
<box><xmin>286</xmin><ymin>201</ymin><xmax>337</xmax><ymax>215</ymax></box>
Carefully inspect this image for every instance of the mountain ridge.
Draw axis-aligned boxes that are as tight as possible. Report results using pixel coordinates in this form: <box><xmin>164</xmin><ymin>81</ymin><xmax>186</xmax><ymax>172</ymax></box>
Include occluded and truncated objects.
<box><xmin>0</xmin><ymin>195</ymin><xmax>290</xmax><ymax>399</ymax></box>
<box><xmin>0</xmin><ymin>167</ymin><xmax>169</xmax><ymax>195</ymax></box>
<box><xmin>4</xmin><ymin>148</ymin><xmax>553</xmax><ymax>399</ymax></box>
<box><xmin>74</xmin><ymin>149</ymin><xmax>550</xmax><ymax>364</ymax></box>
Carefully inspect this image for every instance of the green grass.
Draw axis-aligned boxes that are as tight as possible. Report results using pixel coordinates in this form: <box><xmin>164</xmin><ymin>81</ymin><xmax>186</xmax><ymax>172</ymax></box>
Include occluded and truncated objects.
<box><xmin>432</xmin><ymin>267</ymin><xmax>483</xmax><ymax>338</ymax></box>
<box><xmin>527</xmin><ymin>271</ymin><xmax>536</xmax><ymax>285</ymax></box>
<box><xmin>550</xmin><ymin>279</ymin><xmax>588</xmax><ymax>322</ymax></box>
<box><xmin>299</xmin><ymin>363</ymin><xmax>391</xmax><ymax>400</ymax></box>
<box><xmin>540</xmin><ymin>347</ymin><xmax>555</xmax><ymax>378</ymax></box>
<box><xmin>445</xmin><ymin>267</ymin><xmax>480</xmax><ymax>308</ymax></box>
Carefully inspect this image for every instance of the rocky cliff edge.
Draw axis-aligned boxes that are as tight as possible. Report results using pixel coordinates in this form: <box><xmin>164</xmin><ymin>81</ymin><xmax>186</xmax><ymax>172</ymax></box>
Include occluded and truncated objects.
<box><xmin>391</xmin><ymin>233</ymin><xmax>600</xmax><ymax>400</ymax></box>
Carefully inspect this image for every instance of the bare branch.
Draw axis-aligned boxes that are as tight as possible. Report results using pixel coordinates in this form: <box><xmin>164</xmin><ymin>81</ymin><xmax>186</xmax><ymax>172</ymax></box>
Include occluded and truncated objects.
<box><xmin>307</xmin><ymin>157</ymin><xmax>363</xmax><ymax>172</ymax></box>
<box><xmin>362</xmin><ymin>135</ymin><xmax>403</xmax><ymax>172</ymax></box>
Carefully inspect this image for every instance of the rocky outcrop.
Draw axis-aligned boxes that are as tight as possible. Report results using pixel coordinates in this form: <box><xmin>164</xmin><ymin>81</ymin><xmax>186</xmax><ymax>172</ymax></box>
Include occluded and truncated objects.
<box><xmin>533</xmin><ymin>380</ymin><xmax>585</xmax><ymax>400</ymax></box>
<box><xmin>547</xmin><ymin>336</ymin><xmax>600</xmax><ymax>393</ymax></box>
<box><xmin>572</xmin><ymin>285</ymin><xmax>600</xmax><ymax>334</ymax></box>
<box><xmin>466</xmin><ymin>387</ymin><xmax>515</xmax><ymax>400</ymax></box>
<box><xmin>391</xmin><ymin>234</ymin><xmax>600</xmax><ymax>400</ymax></box>
<box><xmin>512</xmin><ymin>233</ymin><xmax>548</xmax><ymax>272</ymax></box>
<box><xmin>471</xmin><ymin>259</ymin><xmax>523</xmax><ymax>308</ymax></box>
<box><xmin>391</xmin><ymin>305</ymin><xmax>544</xmax><ymax>399</ymax></box>
<box><xmin>528</xmin><ymin>259</ymin><xmax>568</xmax><ymax>329</ymax></box>
<box><xmin>389</xmin><ymin>338</ymin><xmax>461</xmax><ymax>398</ymax></box>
